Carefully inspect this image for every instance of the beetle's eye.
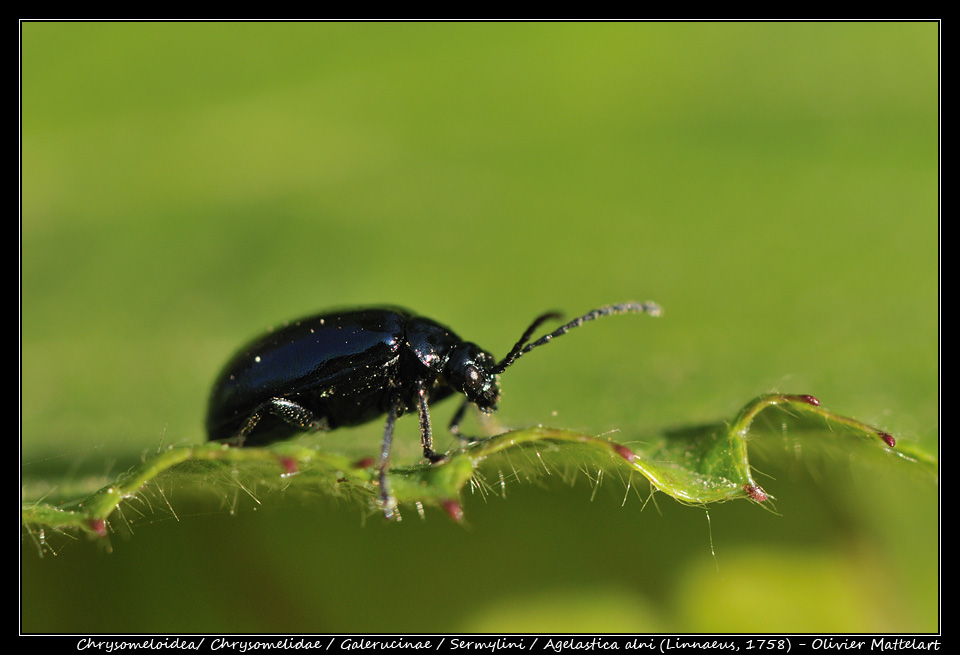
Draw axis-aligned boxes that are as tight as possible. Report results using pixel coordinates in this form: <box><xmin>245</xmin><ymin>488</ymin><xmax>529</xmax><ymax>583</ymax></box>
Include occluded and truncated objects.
<box><xmin>465</xmin><ymin>365</ymin><xmax>481</xmax><ymax>390</ymax></box>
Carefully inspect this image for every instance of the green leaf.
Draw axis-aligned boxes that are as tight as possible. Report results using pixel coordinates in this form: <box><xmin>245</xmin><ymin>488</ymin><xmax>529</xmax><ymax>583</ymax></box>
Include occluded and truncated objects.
<box><xmin>21</xmin><ymin>393</ymin><xmax>933</xmax><ymax>545</ymax></box>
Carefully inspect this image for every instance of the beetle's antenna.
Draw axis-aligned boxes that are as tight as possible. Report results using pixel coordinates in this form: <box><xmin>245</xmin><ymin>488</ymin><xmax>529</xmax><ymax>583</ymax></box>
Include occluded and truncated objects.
<box><xmin>494</xmin><ymin>302</ymin><xmax>661</xmax><ymax>373</ymax></box>
<box><xmin>496</xmin><ymin>311</ymin><xmax>564</xmax><ymax>372</ymax></box>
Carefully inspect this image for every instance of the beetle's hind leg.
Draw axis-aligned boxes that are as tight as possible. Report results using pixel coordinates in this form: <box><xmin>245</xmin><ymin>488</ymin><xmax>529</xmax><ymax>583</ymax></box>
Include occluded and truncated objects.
<box><xmin>233</xmin><ymin>397</ymin><xmax>329</xmax><ymax>445</ymax></box>
<box><xmin>378</xmin><ymin>397</ymin><xmax>402</xmax><ymax>520</ymax></box>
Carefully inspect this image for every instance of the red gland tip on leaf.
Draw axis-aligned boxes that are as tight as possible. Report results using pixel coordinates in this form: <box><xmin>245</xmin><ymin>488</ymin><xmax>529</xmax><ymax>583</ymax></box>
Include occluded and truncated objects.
<box><xmin>613</xmin><ymin>444</ymin><xmax>636</xmax><ymax>462</ymax></box>
<box><xmin>88</xmin><ymin>518</ymin><xmax>108</xmax><ymax>538</ymax></box>
<box><xmin>744</xmin><ymin>484</ymin><xmax>768</xmax><ymax>502</ymax></box>
<box><xmin>278</xmin><ymin>456</ymin><xmax>298</xmax><ymax>475</ymax></box>
<box><xmin>441</xmin><ymin>499</ymin><xmax>464</xmax><ymax>522</ymax></box>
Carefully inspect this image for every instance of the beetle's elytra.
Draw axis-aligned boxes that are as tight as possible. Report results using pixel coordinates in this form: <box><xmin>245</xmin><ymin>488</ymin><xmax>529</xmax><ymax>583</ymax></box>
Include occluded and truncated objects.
<box><xmin>207</xmin><ymin>302</ymin><xmax>661</xmax><ymax>519</ymax></box>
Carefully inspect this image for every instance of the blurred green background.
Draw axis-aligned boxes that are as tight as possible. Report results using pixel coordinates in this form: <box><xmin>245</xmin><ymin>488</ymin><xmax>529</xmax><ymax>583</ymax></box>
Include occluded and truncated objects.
<box><xmin>21</xmin><ymin>22</ymin><xmax>938</xmax><ymax>633</ymax></box>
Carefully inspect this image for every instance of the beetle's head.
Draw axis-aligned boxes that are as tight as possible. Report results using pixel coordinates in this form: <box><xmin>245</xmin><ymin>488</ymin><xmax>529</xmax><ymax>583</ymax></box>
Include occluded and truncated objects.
<box><xmin>445</xmin><ymin>342</ymin><xmax>500</xmax><ymax>412</ymax></box>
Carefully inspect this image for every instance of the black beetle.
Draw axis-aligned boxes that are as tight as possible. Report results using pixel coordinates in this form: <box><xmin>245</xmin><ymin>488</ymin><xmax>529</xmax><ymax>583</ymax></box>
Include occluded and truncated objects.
<box><xmin>207</xmin><ymin>302</ymin><xmax>661</xmax><ymax>518</ymax></box>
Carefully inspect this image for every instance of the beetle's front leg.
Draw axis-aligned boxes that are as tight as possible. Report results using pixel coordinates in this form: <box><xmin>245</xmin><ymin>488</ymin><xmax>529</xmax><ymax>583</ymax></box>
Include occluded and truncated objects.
<box><xmin>448</xmin><ymin>399</ymin><xmax>484</xmax><ymax>445</ymax></box>
<box><xmin>234</xmin><ymin>397</ymin><xmax>328</xmax><ymax>445</ymax></box>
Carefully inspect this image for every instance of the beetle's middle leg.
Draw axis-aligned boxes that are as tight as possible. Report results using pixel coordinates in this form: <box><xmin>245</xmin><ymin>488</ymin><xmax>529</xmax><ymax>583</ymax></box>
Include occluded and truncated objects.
<box><xmin>234</xmin><ymin>397</ymin><xmax>328</xmax><ymax>445</ymax></box>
